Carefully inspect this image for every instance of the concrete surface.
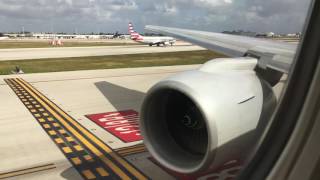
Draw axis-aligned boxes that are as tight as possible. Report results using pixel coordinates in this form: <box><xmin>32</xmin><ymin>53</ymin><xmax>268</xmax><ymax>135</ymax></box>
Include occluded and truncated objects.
<box><xmin>0</xmin><ymin>65</ymin><xmax>199</xmax><ymax>180</ymax></box>
<box><xmin>0</xmin><ymin>44</ymin><xmax>204</xmax><ymax>61</ymax></box>
<box><xmin>0</xmin><ymin>65</ymin><xmax>286</xmax><ymax>179</ymax></box>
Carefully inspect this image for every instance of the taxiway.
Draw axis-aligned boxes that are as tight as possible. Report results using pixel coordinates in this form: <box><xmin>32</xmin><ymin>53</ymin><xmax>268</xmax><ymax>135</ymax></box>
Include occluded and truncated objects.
<box><xmin>0</xmin><ymin>65</ymin><xmax>199</xmax><ymax>180</ymax></box>
<box><xmin>0</xmin><ymin>65</ymin><xmax>285</xmax><ymax>179</ymax></box>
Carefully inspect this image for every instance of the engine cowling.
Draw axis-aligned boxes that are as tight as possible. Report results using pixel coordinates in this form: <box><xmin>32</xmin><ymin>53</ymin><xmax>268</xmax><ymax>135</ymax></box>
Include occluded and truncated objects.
<box><xmin>140</xmin><ymin>57</ymin><xmax>277</xmax><ymax>174</ymax></box>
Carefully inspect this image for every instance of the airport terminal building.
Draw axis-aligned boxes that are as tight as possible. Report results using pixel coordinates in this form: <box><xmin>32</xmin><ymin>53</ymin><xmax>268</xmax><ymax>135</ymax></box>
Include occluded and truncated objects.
<box><xmin>5</xmin><ymin>33</ymin><xmax>130</xmax><ymax>40</ymax></box>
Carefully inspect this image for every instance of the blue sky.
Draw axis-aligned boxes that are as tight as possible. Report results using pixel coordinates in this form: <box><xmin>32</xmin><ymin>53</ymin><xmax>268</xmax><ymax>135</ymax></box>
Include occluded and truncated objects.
<box><xmin>0</xmin><ymin>0</ymin><xmax>311</xmax><ymax>34</ymax></box>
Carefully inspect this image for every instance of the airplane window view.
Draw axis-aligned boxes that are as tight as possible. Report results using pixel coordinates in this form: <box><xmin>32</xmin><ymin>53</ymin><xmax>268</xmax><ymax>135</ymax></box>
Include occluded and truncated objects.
<box><xmin>0</xmin><ymin>0</ymin><xmax>316</xmax><ymax>180</ymax></box>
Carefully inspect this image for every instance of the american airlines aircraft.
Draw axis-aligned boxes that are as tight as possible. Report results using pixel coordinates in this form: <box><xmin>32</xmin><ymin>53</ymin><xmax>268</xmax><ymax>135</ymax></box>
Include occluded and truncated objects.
<box><xmin>129</xmin><ymin>22</ymin><xmax>176</xmax><ymax>46</ymax></box>
<box><xmin>139</xmin><ymin>24</ymin><xmax>299</xmax><ymax>174</ymax></box>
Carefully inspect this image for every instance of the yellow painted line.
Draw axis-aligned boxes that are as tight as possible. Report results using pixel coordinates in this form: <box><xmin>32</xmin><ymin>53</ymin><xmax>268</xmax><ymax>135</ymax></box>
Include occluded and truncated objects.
<box><xmin>52</xmin><ymin>123</ymin><xmax>60</xmax><ymax>127</ymax></box>
<box><xmin>54</xmin><ymin>138</ymin><xmax>64</xmax><ymax>144</ymax></box>
<box><xmin>62</xmin><ymin>147</ymin><xmax>73</xmax><ymax>154</ymax></box>
<box><xmin>43</xmin><ymin>124</ymin><xmax>50</xmax><ymax>129</ymax></box>
<box><xmin>39</xmin><ymin>118</ymin><xmax>45</xmax><ymax>123</ymax></box>
<box><xmin>59</xmin><ymin>129</ymin><xmax>67</xmax><ymax>134</ymax></box>
<box><xmin>84</xmin><ymin>155</ymin><xmax>94</xmax><ymax>162</ymax></box>
<box><xmin>117</xmin><ymin>146</ymin><xmax>146</xmax><ymax>155</ymax></box>
<box><xmin>66</xmin><ymin>136</ymin><xmax>75</xmax><ymax>142</ymax></box>
<box><xmin>117</xmin><ymin>144</ymin><xmax>145</xmax><ymax>150</ymax></box>
<box><xmin>15</xmin><ymin>79</ymin><xmax>134</xmax><ymax>180</ymax></box>
<box><xmin>118</xmin><ymin>146</ymin><xmax>146</xmax><ymax>152</ymax></box>
<box><xmin>74</xmin><ymin>145</ymin><xmax>84</xmax><ymax>151</ymax></box>
<box><xmin>16</xmin><ymin>78</ymin><xmax>147</xmax><ymax>180</ymax></box>
<box><xmin>0</xmin><ymin>163</ymin><xmax>55</xmax><ymax>179</ymax></box>
<box><xmin>96</xmin><ymin>167</ymin><xmax>109</xmax><ymax>177</ymax></box>
<box><xmin>71</xmin><ymin>157</ymin><xmax>82</xmax><ymax>165</ymax></box>
<box><xmin>48</xmin><ymin>130</ymin><xmax>57</xmax><ymax>136</ymax></box>
<box><xmin>82</xmin><ymin>170</ymin><xmax>96</xmax><ymax>180</ymax></box>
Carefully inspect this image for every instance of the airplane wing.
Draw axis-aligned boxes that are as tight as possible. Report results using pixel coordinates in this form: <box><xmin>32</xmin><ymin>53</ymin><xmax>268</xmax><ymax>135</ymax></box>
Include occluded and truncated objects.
<box><xmin>145</xmin><ymin>25</ymin><xmax>298</xmax><ymax>73</ymax></box>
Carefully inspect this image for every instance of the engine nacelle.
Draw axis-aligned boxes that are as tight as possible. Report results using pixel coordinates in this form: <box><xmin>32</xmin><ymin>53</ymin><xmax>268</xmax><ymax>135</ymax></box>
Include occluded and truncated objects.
<box><xmin>140</xmin><ymin>57</ymin><xmax>277</xmax><ymax>174</ymax></box>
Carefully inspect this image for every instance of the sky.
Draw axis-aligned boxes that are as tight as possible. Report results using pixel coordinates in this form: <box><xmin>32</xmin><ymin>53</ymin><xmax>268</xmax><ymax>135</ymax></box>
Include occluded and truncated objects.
<box><xmin>0</xmin><ymin>0</ymin><xmax>311</xmax><ymax>34</ymax></box>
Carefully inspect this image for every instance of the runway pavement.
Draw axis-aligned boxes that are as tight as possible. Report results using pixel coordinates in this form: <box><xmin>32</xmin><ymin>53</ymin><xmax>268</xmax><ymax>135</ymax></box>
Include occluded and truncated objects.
<box><xmin>0</xmin><ymin>44</ymin><xmax>205</xmax><ymax>61</ymax></box>
<box><xmin>0</xmin><ymin>65</ymin><xmax>285</xmax><ymax>179</ymax></box>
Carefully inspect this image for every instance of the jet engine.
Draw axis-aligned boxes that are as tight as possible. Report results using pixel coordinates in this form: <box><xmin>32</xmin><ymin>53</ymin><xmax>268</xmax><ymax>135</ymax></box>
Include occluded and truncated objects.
<box><xmin>140</xmin><ymin>57</ymin><xmax>277</xmax><ymax>174</ymax></box>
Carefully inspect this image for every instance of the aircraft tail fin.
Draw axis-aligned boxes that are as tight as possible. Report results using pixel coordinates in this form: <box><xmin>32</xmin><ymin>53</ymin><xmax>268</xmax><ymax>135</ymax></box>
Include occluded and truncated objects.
<box><xmin>129</xmin><ymin>22</ymin><xmax>143</xmax><ymax>40</ymax></box>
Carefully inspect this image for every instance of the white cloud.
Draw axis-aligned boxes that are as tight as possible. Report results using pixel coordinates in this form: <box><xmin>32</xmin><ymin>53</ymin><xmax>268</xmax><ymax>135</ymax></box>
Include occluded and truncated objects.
<box><xmin>0</xmin><ymin>0</ymin><xmax>311</xmax><ymax>34</ymax></box>
<box><xmin>195</xmin><ymin>0</ymin><xmax>233</xmax><ymax>7</ymax></box>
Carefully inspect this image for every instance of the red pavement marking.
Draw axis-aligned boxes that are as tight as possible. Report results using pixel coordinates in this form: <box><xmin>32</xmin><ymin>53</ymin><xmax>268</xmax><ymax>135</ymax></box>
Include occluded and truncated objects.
<box><xmin>86</xmin><ymin>110</ymin><xmax>142</xmax><ymax>143</ymax></box>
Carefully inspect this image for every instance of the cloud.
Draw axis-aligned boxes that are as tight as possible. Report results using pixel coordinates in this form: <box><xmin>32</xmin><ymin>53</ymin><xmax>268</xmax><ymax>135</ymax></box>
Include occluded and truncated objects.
<box><xmin>195</xmin><ymin>0</ymin><xmax>233</xmax><ymax>7</ymax></box>
<box><xmin>0</xmin><ymin>0</ymin><xmax>311</xmax><ymax>34</ymax></box>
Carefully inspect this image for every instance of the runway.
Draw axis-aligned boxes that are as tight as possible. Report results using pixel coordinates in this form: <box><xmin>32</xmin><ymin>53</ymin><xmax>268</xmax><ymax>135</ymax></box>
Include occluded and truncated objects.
<box><xmin>0</xmin><ymin>45</ymin><xmax>204</xmax><ymax>61</ymax></box>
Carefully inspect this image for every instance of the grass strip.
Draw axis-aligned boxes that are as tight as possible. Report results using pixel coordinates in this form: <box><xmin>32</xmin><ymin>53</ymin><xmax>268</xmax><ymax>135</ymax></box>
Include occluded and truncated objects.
<box><xmin>0</xmin><ymin>50</ymin><xmax>226</xmax><ymax>75</ymax></box>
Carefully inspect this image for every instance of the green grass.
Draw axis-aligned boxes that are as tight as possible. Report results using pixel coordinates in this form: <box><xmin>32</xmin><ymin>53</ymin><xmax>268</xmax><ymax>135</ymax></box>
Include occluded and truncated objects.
<box><xmin>0</xmin><ymin>41</ymin><xmax>137</xmax><ymax>49</ymax></box>
<box><xmin>0</xmin><ymin>50</ymin><xmax>226</xmax><ymax>75</ymax></box>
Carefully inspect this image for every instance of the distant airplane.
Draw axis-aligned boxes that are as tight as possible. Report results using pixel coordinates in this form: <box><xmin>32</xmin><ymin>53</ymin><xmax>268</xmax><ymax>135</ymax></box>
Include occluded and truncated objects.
<box><xmin>113</xmin><ymin>31</ymin><xmax>120</xmax><ymax>39</ymax></box>
<box><xmin>129</xmin><ymin>22</ymin><xmax>176</xmax><ymax>46</ymax></box>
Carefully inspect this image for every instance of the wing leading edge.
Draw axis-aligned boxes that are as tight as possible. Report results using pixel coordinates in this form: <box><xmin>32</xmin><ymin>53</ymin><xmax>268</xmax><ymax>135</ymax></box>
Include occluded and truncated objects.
<box><xmin>145</xmin><ymin>25</ymin><xmax>298</xmax><ymax>74</ymax></box>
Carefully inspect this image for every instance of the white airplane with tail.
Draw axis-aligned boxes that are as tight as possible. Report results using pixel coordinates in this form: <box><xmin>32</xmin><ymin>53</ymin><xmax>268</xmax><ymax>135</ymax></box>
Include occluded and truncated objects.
<box><xmin>129</xmin><ymin>22</ymin><xmax>176</xmax><ymax>46</ymax></box>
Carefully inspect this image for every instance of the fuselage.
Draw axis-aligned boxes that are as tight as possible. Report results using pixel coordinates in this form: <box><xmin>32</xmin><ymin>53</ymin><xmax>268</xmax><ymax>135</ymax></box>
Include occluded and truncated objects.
<box><xmin>135</xmin><ymin>36</ymin><xmax>175</xmax><ymax>45</ymax></box>
<box><xmin>129</xmin><ymin>22</ymin><xmax>176</xmax><ymax>46</ymax></box>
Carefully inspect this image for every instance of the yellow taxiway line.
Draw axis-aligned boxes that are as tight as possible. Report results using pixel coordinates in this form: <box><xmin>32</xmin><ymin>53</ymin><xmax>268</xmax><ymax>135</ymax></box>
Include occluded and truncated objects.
<box><xmin>5</xmin><ymin>78</ymin><xmax>148</xmax><ymax>180</ymax></box>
